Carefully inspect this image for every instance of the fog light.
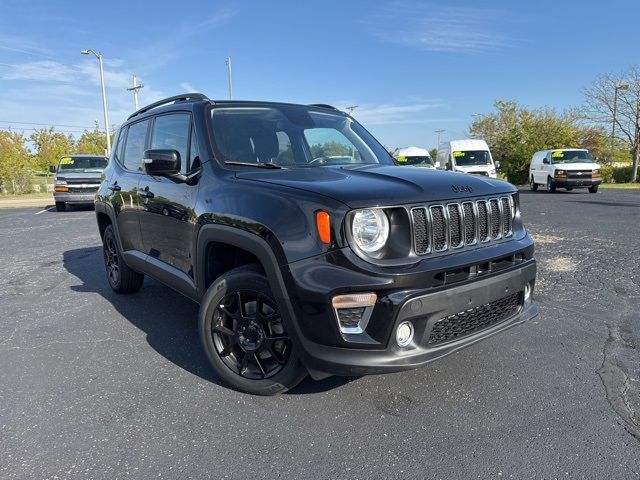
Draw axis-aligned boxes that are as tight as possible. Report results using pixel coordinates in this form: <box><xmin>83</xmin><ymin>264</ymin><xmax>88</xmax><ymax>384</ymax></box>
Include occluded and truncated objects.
<box><xmin>396</xmin><ymin>321</ymin><xmax>414</xmax><ymax>347</ymax></box>
<box><xmin>332</xmin><ymin>293</ymin><xmax>377</xmax><ymax>335</ymax></box>
<box><xmin>524</xmin><ymin>283</ymin><xmax>532</xmax><ymax>303</ymax></box>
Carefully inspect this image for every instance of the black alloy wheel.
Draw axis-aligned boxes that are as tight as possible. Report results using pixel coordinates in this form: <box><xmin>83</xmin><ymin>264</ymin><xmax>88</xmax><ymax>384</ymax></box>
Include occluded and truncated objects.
<box><xmin>212</xmin><ymin>290</ymin><xmax>290</xmax><ymax>380</ymax></box>
<box><xmin>199</xmin><ymin>265</ymin><xmax>307</xmax><ymax>395</ymax></box>
<box><xmin>104</xmin><ymin>234</ymin><xmax>120</xmax><ymax>286</ymax></box>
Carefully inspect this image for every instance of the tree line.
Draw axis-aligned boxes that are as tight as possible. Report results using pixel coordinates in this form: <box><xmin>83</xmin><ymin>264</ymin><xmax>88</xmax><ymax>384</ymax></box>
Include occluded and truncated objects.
<box><xmin>0</xmin><ymin>127</ymin><xmax>110</xmax><ymax>194</ymax></box>
<box><xmin>470</xmin><ymin>65</ymin><xmax>640</xmax><ymax>184</ymax></box>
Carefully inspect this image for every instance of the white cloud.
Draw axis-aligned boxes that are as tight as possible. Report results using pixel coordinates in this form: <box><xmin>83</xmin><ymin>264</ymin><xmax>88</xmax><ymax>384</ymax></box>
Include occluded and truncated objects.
<box><xmin>336</xmin><ymin>101</ymin><xmax>452</xmax><ymax>125</ymax></box>
<box><xmin>364</xmin><ymin>2</ymin><xmax>514</xmax><ymax>53</ymax></box>
<box><xmin>180</xmin><ymin>82</ymin><xmax>197</xmax><ymax>92</ymax></box>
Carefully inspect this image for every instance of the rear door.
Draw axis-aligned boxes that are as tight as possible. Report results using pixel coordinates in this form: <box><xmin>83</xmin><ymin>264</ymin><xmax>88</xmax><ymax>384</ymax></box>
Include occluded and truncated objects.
<box><xmin>109</xmin><ymin>119</ymin><xmax>150</xmax><ymax>252</ymax></box>
<box><xmin>138</xmin><ymin>112</ymin><xmax>200</xmax><ymax>279</ymax></box>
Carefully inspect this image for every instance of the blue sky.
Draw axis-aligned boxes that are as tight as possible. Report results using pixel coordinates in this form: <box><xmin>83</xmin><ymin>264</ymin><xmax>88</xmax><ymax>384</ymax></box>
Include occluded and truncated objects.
<box><xmin>0</xmin><ymin>0</ymin><xmax>638</xmax><ymax>149</ymax></box>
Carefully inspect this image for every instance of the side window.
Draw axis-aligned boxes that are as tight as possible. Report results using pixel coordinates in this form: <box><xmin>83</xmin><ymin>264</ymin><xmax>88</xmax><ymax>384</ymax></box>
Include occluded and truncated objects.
<box><xmin>122</xmin><ymin>119</ymin><xmax>150</xmax><ymax>171</ymax></box>
<box><xmin>113</xmin><ymin>127</ymin><xmax>126</xmax><ymax>164</ymax></box>
<box><xmin>189</xmin><ymin>127</ymin><xmax>200</xmax><ymax>171</ymax></box>
<box><xmin>150</xmin><ymin>113</ymin><xmax>191</xmax><ymax>174</ymax></box>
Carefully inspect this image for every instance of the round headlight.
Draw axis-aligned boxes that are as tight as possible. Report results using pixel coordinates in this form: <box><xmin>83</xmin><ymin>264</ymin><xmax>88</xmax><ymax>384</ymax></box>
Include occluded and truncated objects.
<box><xmin>351</xmin><ymin>208</ymin><xmax>389</xmax><ymax>254</ymax></box>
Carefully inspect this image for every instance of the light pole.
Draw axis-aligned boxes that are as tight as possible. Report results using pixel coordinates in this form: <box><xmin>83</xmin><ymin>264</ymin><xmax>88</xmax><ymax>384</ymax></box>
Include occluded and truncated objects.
<box><xmin>611</xmin><ymin>83</ymin><xmax>629</xmax><ymax>162</ymax></box>
<box><xmin>81</xmin><ymin>48</ymin><xmax>111</xmax><ymax>156</ymax></box>
<box><xmin>127</xmin><ymin>74</ymin><xmax>144</xmax><ymax>111</ymax></box>
<box><xmin>346</xmin><ymin>105</ymin><xmax>358</xmax><ymax>116</ymax></box>
<box><xmin>435</xmin><ymin>129</ymin><xmax>445</xmax><ymax>147</ymax></box>
<box><xmin>226</xmin><ymin>56</ymin><xmax>233</xmax><ymax>100</ymax></box>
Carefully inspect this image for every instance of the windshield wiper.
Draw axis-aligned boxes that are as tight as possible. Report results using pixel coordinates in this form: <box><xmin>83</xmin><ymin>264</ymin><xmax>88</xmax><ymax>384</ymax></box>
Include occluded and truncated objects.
<box><xmin>225</xmin><ymin>161</ymin><xmax>284</xmax><ymax>169</ymax></box>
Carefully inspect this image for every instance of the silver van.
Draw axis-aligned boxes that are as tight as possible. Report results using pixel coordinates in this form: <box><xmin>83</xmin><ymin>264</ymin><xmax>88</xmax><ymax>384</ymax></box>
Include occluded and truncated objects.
<box><xmin>52</xmin><ymin>155</ymin><xmax>108</xmax><ymax>211</ymax></box>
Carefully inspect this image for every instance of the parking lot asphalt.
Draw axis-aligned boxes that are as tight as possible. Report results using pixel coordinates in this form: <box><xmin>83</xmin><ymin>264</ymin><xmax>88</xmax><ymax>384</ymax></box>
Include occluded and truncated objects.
<box><xmin>1</xmin><ymin>188</ymin><xmax>639</xmax><ymax>479</ymax></box>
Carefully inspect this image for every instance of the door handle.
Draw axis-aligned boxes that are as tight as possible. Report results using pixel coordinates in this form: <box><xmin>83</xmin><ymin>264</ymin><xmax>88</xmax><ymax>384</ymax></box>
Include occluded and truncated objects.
<box><xmin>138</xmin><ymin>187</ymin><xmax>154</xmax><ymax>199</ymax></box>
<box><xmin>108</xmin><ymin>182</ymin><xmax>121</xmax><ymax>192</ymax></box>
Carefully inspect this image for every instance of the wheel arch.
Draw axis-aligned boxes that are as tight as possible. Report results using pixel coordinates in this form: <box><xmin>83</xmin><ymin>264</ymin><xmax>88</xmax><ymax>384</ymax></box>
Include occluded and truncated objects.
<box><xmin>195</xmin><ymin>224</ymin><xmax>305</xmax><ymax>356</ymax></box>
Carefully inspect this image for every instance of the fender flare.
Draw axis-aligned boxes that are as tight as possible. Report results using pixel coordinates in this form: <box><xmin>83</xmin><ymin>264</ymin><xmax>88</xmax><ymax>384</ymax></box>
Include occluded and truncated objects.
<box><xmin>195</xmin><ymin>224</ymin><xmax>306</xmax><ymax>356</ymax></box>
<box><xmin>95</xmin><ymin>201</ymin><xmax>125</xmax><ymax>253</ymax></box>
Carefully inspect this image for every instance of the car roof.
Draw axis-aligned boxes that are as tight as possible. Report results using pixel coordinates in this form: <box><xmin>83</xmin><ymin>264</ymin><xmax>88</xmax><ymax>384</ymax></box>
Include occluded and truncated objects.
<box><xmin>61</xmin><ymin>154</ymin><xmax>107</xmax><ymax>158</ymax></box>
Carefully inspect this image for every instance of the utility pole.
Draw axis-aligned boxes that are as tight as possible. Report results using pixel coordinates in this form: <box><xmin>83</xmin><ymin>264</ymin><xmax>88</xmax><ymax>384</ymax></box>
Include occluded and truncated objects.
<box><xmin>226</xmin><ymin>56</ymin><xmax>233</xmax><ymax>100</ymax></box>
<box><xmin>611</xmin><ymin>83</ymin><xmax>629</xmax><ymax>162</ymax></box>
<box><xmin>435</xmin><ymin>129</ymin><xmax>445</xmax><ymax>147</ymax></box>
<box><xmin>346</xmin><ymin>105</ymin><xmax>358</xmax><ymax>116</ymax></box>
<box><xmin>127</xmin><ymin>74</ymin><xmax>144</xmax><ymax>111</ymax></box>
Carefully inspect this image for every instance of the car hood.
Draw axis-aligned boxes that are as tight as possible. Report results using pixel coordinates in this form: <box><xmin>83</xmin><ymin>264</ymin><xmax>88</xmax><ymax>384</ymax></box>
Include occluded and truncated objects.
<box><xmin>554</xmin><ymin>162</ymin><xmax>599</xmax><ymax>170</ymax></box>
<box><xmin>235</xmin><ymin>165</ymin><xmax>515</xmax><ymax>208</ymax></box>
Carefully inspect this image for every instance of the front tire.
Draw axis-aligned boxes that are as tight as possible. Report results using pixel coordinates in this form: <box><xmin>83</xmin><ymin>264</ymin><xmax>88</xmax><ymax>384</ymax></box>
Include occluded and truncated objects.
<box><xmin>530</xmin><ymin>177</ymin><xmax>538</xmax><ymax>191</ymax></box>
<box><xmin>199</xmin><ymin>265</ymin><xmax>307</xmax><ymax>395</ymax></box>
<box><xmin>102</xmin><ymin>224</ymin><xmax>144</xmax><ymax>293</ymax></box>
<box><xmin>546</xmin><ymin>177</ymin><xmax>556</xmax><ymax>193</ymax></box>
<box><xmin>55</xmin><ymin>201</ymin><xmax>66</xmax><ymax>212</ymax></box>
<box><xmin>589</xmin><ymin>185</ymin><xmax>599</xmax><ymax>193</ymax></box>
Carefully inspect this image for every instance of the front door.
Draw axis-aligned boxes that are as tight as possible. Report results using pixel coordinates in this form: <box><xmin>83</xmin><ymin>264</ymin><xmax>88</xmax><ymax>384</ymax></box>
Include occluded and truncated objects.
<box><xmin>138</xmin><ymin>113</ymin><xmax>200</xmax><ymax>279</ymax></box>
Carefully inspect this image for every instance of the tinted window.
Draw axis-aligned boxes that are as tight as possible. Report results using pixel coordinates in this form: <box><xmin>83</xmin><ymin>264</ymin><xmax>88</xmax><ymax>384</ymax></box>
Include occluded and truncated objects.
<box><xmin>151</xmin><ymin>113</ymin><xmax>191</xmax><ymax>173</ymax></box>
<box><xmin>122</xmin><ymin>119</ymin><xmax>150</xmax><ymax>171</ymax></box>
<box><xmin>396</xmin><ymin>156</ymin><xmax>433</xmax><ymax>166</ymax></box>
<box><xmin>189</xmin><ymin>127</ymin><xmax>200</xmax><ymax>171</ymax></box>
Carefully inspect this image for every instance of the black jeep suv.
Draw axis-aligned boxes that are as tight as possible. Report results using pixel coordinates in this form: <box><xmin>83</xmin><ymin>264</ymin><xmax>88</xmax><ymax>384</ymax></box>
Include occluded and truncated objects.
<box><xmin>95</xmin><ymin>94</ymin><xmax>538</xmax><ymax>395</ymax></box>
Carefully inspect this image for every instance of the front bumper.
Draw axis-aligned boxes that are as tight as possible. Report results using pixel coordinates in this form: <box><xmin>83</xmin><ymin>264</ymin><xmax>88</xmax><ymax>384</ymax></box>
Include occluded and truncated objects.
<box><xmin>284</xmin><ymin>238</ymin><xmax>538</xmax><ymax>378</ymax></box>
<box><xmin>298</xmin><ymin>263</ymin><xmax>537</xmax><ymax>377</ymax></box>
<box><xmin>552</xmin><ymin>178</ymin><xmax>602</xmax><ymax>187</ymax></box>
<box><xmin>53</xmin><ymin>192</ymin><xmax>97</xmax><ymax>204</ymax></box>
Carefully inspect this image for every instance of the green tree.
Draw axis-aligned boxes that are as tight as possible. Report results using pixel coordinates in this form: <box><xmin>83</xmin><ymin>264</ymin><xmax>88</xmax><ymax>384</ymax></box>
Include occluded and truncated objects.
<box><xmin>470</xmin><ymin>100</ymin><xmax>587</xmax><ymax>184</ymax></box>
<box><xmin>583</xmin><ymin>65</ymin><xmax>640</xmax><ymax>181</ymax></box>
<box><xmin>76</xmin><ymin>128</ymin><xmax>108</xmax><ymax>155</ymax></box>
<box><xmin>429</xmin><ymin>148</ymin><xmax>438</xmax><ymax>160</ymax></box>
<box><xmin>29</xmin><ymin>127</ymin><xmax>75</xmax><ymax>172</ymax></box>
<box><xmin>310</xmin><ymin>141</ymin><xmax>353</xmax><ymax>158</ymax></box>
<box><xmin>0</xmin><ymin>130</ymin><xmax>32</xmax><ymax>193</ymax></box>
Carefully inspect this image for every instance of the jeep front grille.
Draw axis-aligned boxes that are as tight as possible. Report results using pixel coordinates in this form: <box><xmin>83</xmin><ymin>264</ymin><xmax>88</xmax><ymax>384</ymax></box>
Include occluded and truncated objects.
<box><xmin>411</xmin><ymin>195</ymin><xmax>515</xmax><ymax>256</ymax></box>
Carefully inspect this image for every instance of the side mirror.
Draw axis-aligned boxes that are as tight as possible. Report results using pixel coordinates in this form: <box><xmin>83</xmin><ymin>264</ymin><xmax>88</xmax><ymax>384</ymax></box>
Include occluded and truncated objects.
<box><xmin>49</xmin><ymin>165</ymin><xmax>57</xmax><ymax>173</ymax></box>
<box><xmin>542</xmin><ymin>158</ymin><xmax>550</xmax><ymax>164</ymax></box>
<box><xmin>143</xmin><ymin>149</ymin><xmax>180</xmax><ymax>176</ymax></box>
<box><xmin>494</xmin><ymin>160</ymin><xmax>500</xmax><ymax>169</ymax></box>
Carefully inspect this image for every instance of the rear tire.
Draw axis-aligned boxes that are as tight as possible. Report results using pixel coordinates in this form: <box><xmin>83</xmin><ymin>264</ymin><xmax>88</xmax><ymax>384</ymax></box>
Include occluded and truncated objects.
<box><xmin>589</xmin><ymin>185</ymin><xmax>599</xmax><ymax>193</ymax></box>
<box><xmin>102</xmin><ymin>224</ymin><xmax>144</xmax><ymax>294</ymax></box>
<box><xmin>55</xmin><ymin>201</ymin><xmax>66</xmax><ymax>212</ymax></box>
<box><xmin>530</xmin><ymin>177</ymin><xmax>538</xmax><ymax>191</ymax></box>
<box><xmin>199</xmin><ymin>265</ymin><xmax>307</xmax><ymax>395</ymax></box>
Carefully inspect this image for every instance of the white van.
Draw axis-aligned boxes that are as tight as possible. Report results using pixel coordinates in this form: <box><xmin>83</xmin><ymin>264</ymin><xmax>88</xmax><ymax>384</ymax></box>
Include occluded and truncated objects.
<box><xmin>394</xmin><ymin>146</ymin><xmax>435</xmax><ymax>168</ymax></box>
<box><xmin>436</xmin><ymin>139</ymin><xmax>497</xmax><ymax>178</ymax></box>
<box><xmin>529</xmin><ymin>148</ymin><xmax>601</xmax><ymax>193</ymax></box>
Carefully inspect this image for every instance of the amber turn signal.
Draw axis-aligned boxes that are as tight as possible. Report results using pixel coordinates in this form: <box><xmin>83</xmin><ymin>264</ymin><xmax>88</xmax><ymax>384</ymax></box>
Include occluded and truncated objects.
<box><xmin>54</xmin><ymin>186</ymin><xmax>69</xmax><ymax>192</ymax></box>
<box><xmin>316</xmin><ymin>211</ymin><xmax>331</xmax><ymax>244</ymax></box>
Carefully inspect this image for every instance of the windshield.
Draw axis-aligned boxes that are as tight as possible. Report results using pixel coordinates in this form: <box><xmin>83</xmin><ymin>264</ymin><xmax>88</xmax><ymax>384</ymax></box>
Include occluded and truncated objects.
<box><xmin>452</xmin><ymin>150</ymin><xmax>492</xmax><ymax>166</ymax></box>
<box><xmin>396</xmin><ymin>156</ymin><xmax>433</xmax><ymax>166</ymax></box>
<box><xmin>58</xmin><ymin>156</ymin><xmax>107</xmax><ymax>173</ymax></box>
<box><xmin>209</xmin><ymin>105</ymin><xmax>394</xmax><ymax>167</ymax></box>
<box><xmin>550</xmin><ymin>150</ymin><xmax>594</xmax><ymax>164</ymax></box>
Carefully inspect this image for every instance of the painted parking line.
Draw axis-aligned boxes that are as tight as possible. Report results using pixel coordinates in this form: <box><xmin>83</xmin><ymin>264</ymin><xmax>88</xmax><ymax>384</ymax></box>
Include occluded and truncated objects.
<box><xmin>35</xmin><ymin>206</ymin><xmax>56</xmax><ymax>215</ymax></box>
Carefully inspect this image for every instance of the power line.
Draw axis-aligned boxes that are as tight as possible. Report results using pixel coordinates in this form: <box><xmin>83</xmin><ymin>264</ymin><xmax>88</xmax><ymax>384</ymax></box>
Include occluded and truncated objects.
<box><xmin>0</xmin><ymin>120</ymin><xmax>97</xmax><ymax>129</ymax></box>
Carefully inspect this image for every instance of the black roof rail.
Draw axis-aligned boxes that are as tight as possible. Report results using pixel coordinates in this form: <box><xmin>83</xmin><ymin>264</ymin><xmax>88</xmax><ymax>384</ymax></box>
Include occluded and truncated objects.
<box><xmin>127</xmin><ymin>93</ymin><xmax>210</xmax><ymax>120</ymax></box>
<box><xmin>308</xmin><ymin>103</ymin><xmax>340</xmax><ymax>111</ymax></box>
